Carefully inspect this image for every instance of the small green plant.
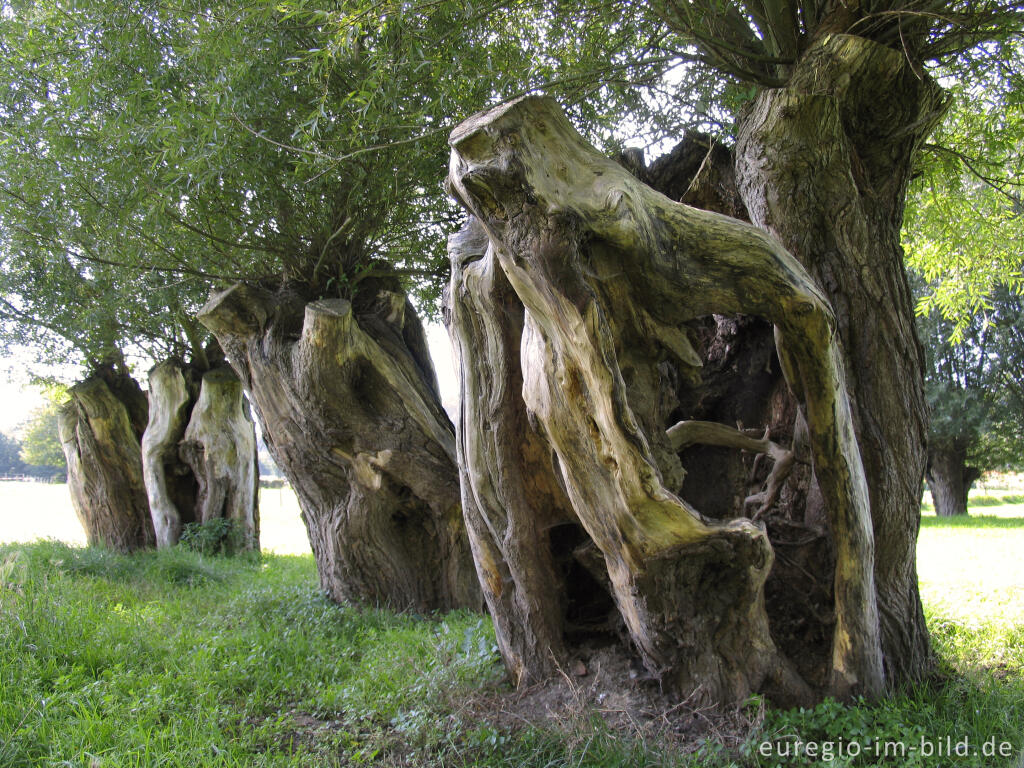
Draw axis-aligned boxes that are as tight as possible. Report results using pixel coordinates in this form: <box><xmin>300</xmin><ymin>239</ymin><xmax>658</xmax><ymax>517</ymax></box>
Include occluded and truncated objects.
<box><xmin>179</xmin><ymin>518</ymin><xmax>245</xmax><ymax>556</ymax></box>
<box><xmin>0</xmin><ymin>549</ymin><xmax>26</xmax><ymax>588</ymax></box>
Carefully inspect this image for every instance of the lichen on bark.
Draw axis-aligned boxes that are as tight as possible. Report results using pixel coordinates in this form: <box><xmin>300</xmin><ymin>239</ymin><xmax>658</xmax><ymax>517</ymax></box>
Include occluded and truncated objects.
<box><xmin>446</xmin><ymin>95</ymin><xmax>885</xmax><ymax>705</ymax></box>
<box><xmin>199</xmin><ymin>281</ymin><xmax>480</xmax><ymax>612</ymax></box>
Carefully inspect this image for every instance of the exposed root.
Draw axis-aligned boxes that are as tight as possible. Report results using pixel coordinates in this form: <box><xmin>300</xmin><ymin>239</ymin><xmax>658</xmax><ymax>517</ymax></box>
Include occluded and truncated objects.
<box><xmin>667</xmin><ymin>419</ymin><xmax>800</xmax><ymax>518</ymax></box>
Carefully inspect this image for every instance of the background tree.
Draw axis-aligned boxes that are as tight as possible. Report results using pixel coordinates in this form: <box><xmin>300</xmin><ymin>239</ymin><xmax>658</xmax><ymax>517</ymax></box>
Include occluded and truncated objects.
<box><xmin>904</xmin><ymin>36</ymin><xmax>1024</xmax><ymax>339</ymax></box>
<box><xmin>901</xmin><ymin>51</ymin><xmax>1023</xmax><ymax>514</ymax></box>
<box><xmin>0</xmin><ymin>2</ymin><xmax>266</xmax><ymax>548</ymax></box>
<box><xmin>0</xmin><ymin>432</ymin><xmax>24</xmax><ymax>475</ymax></box>
<box><xmin>19</xmin><ymin>395</ymin><xmax>68</xmax><ymax>481</ymax></box>
<box><xmin>0</xmin><ymin>0</ymin><xmax>673</xmax><ymax>604</ymax></box>
<box><xmin>920</xmin><ymin>285</ymin><xmax>1024</xmax><ymax>516</ymax></box>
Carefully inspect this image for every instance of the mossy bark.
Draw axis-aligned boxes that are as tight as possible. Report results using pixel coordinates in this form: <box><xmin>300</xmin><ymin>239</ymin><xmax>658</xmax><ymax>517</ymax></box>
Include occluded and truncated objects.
<box><xmin>446</xmin><ymin>96</ymin><xmax>884</xmax><ymax>705</ymax></box>
<box><xmin>199</xmin><ymin>283</ymin><xmax>480</xmax><ymax>612</ymax></box>
<box><xmin>58</xmin><ymin>365</ymin><xmax>154</xmax><ymax>552</ymax></box>
<box><xmin>143</xmin><ymin>360</ymin><xmax>259</xmax><ymax>549</ymax></box>
<box><xmin>180</xmin><ymin>366</ymin><xmax>259</xmax><ymax>548</ymax></box>
<box><xmin>734</xmin><ymin>34</ymin><xmax>944</xmax><ymax>685</ymax></box>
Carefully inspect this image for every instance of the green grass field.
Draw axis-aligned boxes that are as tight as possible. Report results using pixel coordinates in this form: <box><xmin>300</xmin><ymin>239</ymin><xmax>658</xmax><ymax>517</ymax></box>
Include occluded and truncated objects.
<box><xmin>1</xmin><ymin>482</ymin><xmax>1022</xmax><ymax>766</ymax></box>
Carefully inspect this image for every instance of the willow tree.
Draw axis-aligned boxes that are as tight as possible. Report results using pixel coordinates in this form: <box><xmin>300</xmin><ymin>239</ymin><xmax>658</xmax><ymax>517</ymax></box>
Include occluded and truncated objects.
<box><xmin>0</xmin><ymin>3</ymin><xmax>259</xmax><ymax>550</ymax></box>
<box><xmin>917</xmin><ymin>287</ymin><xmax>1024</xmax><ymax>516</ymax></box>
<box><xmin>4</xmin><ymin>0</ymin><xmax>669</xmax><ymax>604</ymax></box>
<box><xmin>900</xmin><ymin>43</ymin><xmax>1024</xmax><ymax>514</ymax></box>
<box><xmin>635</xmin><ymin>0</ymin><xmax>1024</xmax><ymax>688</ymax></box>
<box><xmin>448</xmin><ymin>96</ymin><xmax>885</xmax><ymax>703</ymax></box>
<box><xmin>443</xmin><ymin>1</ymin><xmax>1022</xmax><ymax>703</ymax></box>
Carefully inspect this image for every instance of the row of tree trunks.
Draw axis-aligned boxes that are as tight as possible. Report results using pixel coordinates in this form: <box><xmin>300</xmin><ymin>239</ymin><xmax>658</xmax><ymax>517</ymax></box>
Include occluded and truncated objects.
<box><xmin>143</xmin><ymin>360</ymin><xmax>259</xmax><ymax>549</ymax></box>
<box><xmin>58</xmin><ymin>363</ymin><xmax>154</xmax><ymax>552</ymax></box>
<box><xmin>60</xmin><ymin>357</ymin><xmax>258</xmax><ymax>552</ymax></box>
<box><xmin>445</xmin><ymin>95</ymin><xmax>883</xmax><ymax>704</ymax></box>
<box><xmin>733</xmin><ymin>33</ymin><xmax>945</xmax><ymax>685</ymax></box>
<box><xmin>199</xmin><ymin>282</ymin><xmax>481</xmax><ymax>613</ymax></box>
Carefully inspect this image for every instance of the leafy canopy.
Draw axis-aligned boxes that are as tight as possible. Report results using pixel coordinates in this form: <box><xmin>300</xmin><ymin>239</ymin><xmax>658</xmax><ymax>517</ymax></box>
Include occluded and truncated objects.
<box><xmin>904</xmin><ymin>37</ymin><xmax>1024</xmax><ymax>339</ymax></box>
<box><xmin>919</xmin><ymin>283</ymin><xmax>1024</xmax><ymax>470</ymax></box>
<box><xmin>0</xmin><ymin>0</ymin><xmax>674</xmax><ymax>375</ymax></box>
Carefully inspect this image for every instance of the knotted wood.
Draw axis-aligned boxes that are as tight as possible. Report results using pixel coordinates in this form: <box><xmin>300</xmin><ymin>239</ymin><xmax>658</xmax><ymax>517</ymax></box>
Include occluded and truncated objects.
<box><xmin>200</xmin><ymin>283</ymin><xmax>480</xmax><ymax>611</ymax></box>
<box><xmin>447</xmin><ymin>95</ymin><xmax>884</xmax><ymax>703</ymax></box>
<box><xmin>58</xmin><ymin>365</ymin><xmax>154</xmax><ymax>552</ymax></box>
<box><xmin>143</xmin><ymin>360</ymin><xmax>259</xmax><ymax>549</ymax></box>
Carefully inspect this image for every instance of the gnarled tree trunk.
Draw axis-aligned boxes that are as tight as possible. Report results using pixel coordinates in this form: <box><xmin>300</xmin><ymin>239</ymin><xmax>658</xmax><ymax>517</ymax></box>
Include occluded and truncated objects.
<box><xmin>446</xmin><ymin>96</ymin><xmax>883</xmax><ymax>705</ymax></box>
<box><xmin>58</xmin><ymin>364</ymin><xmax>154</xmax><ymax>552</ymax></box>
<box><xmin>734</xmin><ymin>33</ymin><xmax>945</xmax><ymax>685</ymax></box>
<box><xmin>926</xmin><ymin>440</ymin><xmax>977</xmax><ymax>517</ymax></box>
<box><xmin>143</xmin><ymin>359</ymin><xmax>260</xmax><ymax>549</ymax></box>
<box><xmin>143</xmin><ymin>360</ymin><xmax>200</xmax><ymax>548</ymax></box>
<box><xmin>180</xmin><ymin>365</ymin><xmax>259</xmax><ymax>547</ymax></box>
<box><xmin>199</xmin><ymin>283</ymin><xmax>479</xmax><ymax>611</ymax></box>
<box><xmin>635</xmin><ymin>134</ymin><xmax>836</xmax><ymax>693</ymax></box>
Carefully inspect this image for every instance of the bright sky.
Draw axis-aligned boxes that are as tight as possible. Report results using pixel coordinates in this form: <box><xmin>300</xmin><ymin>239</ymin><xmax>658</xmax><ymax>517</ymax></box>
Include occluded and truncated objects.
<box><xmin>424</xmin><ymin>322</ymin><xmax>459</xmax><ymax>420</ymax></box>
<box><xmin>0</xmin><ymin>377</ymin><xmax>46</xmax><ymax>435</ymax></box>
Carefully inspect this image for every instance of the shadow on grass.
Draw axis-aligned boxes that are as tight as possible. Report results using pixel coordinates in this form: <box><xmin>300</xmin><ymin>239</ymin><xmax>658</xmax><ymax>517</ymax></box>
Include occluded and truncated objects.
<box><xmin>920</xmin><ymin>515</ymin><xmax>1024</xmax><ymax>529</ymax></box>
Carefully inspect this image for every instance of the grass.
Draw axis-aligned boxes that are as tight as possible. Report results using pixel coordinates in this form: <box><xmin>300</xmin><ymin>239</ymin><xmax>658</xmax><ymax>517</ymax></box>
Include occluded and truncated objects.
<box><xmin>1</xmin><ymin>483</ymin><xmax>1022</xmax><ymax>766</ymax></box>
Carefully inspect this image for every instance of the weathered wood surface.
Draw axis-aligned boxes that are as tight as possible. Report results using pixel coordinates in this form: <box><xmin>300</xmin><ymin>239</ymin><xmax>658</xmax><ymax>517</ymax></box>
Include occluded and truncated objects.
<box><xmin>143</xmin><ymin>360</ymin><xmax>199</xmax><ymax>548</ymax></box>
<box><xmin>181</xmin><ymin>365</ymin><xmax>259</xmax><ymax>548</ymax></box>
<box><xmin>200</xmin><ymin>283</ymin><xmax>480</xmax><ymax>611</ymax></box>
<box><xmin>735</xmin><ymin>34</ymin><xmax>942</xmax><ymax>684</ymax></box>
<box><xmin>59</xmin><ymin>366</ymin><xmax>154</xmax><ymax>552</ymax></box>
<box><xmin>143</xmin><ymin>360</ymin><xmax>259</xmax><ymax>549</ymax></box>
<box><xmin>446</xmin><ymin>95</ymin><xmax>884</xmax><ymax>703</ymax></box>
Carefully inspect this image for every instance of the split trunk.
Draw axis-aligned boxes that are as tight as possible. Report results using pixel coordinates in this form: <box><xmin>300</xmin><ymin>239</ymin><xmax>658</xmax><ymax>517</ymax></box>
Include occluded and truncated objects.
<box><xmin>142</xmin><ymin>359</ymin><xmax>259</xmax><ymax>549</ymax></box>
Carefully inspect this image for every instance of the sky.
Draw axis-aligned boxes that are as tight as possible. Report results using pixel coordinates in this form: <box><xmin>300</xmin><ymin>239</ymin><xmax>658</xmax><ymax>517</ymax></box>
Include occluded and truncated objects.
<box><xmin>424</xmin><ymin>322</ymin><xmax>459</xmax><ymax>420</ymax></box>
<box><xmin>0</xmin><ymin>377</ymin><xmax>46</xmax><ymax>434</ymax></box>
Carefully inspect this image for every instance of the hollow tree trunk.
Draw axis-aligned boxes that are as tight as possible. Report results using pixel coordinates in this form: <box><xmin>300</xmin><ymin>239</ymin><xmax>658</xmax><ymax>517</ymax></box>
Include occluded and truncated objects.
<box><xmin>447</xmin><ymin>96</ymin><xmax>883</xmax><ymax>704</ymax></box>
<box><xmin>143</xmin><ymin>360</ymin><xmax>200</xmax><ymax>547</ymax></box>
<box><xmin>58</xmin><ymin>364</ymin><xmax>154</xmax><ymax>552</ymax></box>
<box><xmin>632</xmin><ymin>141</ymin><xmax>837</xmax><ymax>688</ymax></box>
<box><xmin>143</xmin><ymin>359</ymin><xmax>260</xmax><ymax>549</ymax></box>
<box><xmin>180</xmin><ymin>365</ymin><xmax>259</xmax><ymax>548</ymax></box>
<box><xmin>199</xmin><ymin>283</ymin><xmax>479</xmax><ymax>611</ymax></box>
<box><xmin>734</xmin><ymin>34</ymin><xmax>946</xmax><ymax>685</ymax></box>
<box><xmin>926</xmin><ymin>440</ymin><xmax>976</xmax><ymax>517</ymax></box>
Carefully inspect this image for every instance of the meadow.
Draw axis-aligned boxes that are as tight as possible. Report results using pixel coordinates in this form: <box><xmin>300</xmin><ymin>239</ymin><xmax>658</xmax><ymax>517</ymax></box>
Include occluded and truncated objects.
<box><xmin>1</xmin><ymin>481</ymin><xmax>1022</xmax><ymax>766</ymax></box>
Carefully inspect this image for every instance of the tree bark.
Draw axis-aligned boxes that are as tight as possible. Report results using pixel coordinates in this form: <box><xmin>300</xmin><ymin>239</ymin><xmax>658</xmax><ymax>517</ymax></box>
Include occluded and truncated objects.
<box><xmin>634</xmin><ymin>142</ymin><xmax>834</xmax><ymax>689</ymax></box>
<box><xmin>142</xmin><ymin>360</ymin><xmax>200</xmax><ymax>548</ymax></box>
<box><xmin>199</xmin><ymin>282</ymin><xmax>480</xmax><ymax>612</ymax></box>
<box><xmin>58</xmin><ymin>364</ymin><xmax>154</xmax><ymax>552</ymax></box>
<box><xmin>734</xmin><ymin>33</ymin><xmax>946</xmax><ymax>685</ymax></box>
<box><xmin>180</xmin><ymin>365</ymin><xmax>260</xmax><ymax>549</ymax></box>
<box><xmin>446</xmin><ymin>222</ymin><xmax>575</xmax><ymax>686</ymax></box>
<box><xmin>926</xmin><ymin>441</ymin><xmax>976</xmax><ymax>517</ymax></box>
<box><xmin>447</xmin><ymin>96</ymin><xmax>884</xmax><ymax>704</ymax></box>
<box><xmin>143</xmin><ymin>358</ymin><xmax>261</xmax><ymax>549</ymax></box>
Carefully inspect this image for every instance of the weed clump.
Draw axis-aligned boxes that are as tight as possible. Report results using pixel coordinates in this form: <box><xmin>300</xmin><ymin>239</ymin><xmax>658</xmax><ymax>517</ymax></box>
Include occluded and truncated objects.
<box><xmin>179</xmin><ymin>518</ymin><xmax>246</xmax><ymax>556</ymax></box>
